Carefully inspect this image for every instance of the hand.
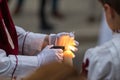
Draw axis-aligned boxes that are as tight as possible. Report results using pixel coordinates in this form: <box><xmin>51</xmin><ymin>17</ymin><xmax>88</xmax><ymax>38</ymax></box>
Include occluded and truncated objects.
<box><xmin>49</xmin><ymin>32</ymin><xmax>79</xmax><ymax>47</ymax></box>
<box><xmin>37</xmin><ymin>45</ymin><xmax>63</xmax><ymax>66</ymax></box>
<box><xmin>49</xmin><ymin>32</ymin><xmax>79</xmax><ymax>52</ymax></box>
<box><xmin>57</xmin><ymin>32</ymin><xmax>79</xmax><ymax>46</ymax></box>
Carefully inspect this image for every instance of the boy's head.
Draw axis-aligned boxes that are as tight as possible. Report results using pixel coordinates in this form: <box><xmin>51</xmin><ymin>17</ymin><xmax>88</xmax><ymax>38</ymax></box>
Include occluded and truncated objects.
<box><xmin>24</xmin><ymin>62</ymin><xmax>81</xmax><ymax>80</ymax></box>
<box><xmin>99</xmin><ymin>0</ymin><xmax>120</xmax><ymax>15</ymax></box>
<box><xmin>99</xmin><ymin>0</ymin><xmax>120</xmax><ymax>32</ymax></box>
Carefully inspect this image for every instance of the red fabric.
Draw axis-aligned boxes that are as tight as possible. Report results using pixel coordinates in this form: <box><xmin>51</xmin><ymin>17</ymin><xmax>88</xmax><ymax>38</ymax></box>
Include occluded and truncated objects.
<box><xmin>82</xmin><ymin>58</ymin><xmax>89</xmax><ymax>76</ymax></box>
<box><xmin>0</xmin><ymin>0</ymin><xmax>18</xmax><ymax>55</ymax></box>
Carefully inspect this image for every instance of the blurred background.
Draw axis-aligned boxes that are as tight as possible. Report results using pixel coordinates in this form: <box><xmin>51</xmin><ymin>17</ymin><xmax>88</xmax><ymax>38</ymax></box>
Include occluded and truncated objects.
<box><xmin>8</xmin><ymin>0</ymin><xmax>103</xmax><ymax>71</ymax></box>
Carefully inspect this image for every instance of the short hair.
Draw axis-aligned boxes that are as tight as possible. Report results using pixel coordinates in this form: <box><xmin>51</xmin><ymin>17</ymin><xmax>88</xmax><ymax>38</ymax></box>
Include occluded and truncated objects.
<box><xmin>23</xmin><ymin>62</ymin><xmax>81</xmax><ymax>80</ymax></box>
<box><xmin>99</xmin><ymin>0</ymin><xmax>120</xmax><ymax>15</ymax></box>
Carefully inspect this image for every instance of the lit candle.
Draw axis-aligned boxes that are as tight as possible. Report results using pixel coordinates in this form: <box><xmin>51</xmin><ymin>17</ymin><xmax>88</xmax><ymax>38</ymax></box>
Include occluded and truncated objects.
<box><xmin>55</xmin><ymin>35</ymin><xmax>76</xmax><ymax>66</ymax></box>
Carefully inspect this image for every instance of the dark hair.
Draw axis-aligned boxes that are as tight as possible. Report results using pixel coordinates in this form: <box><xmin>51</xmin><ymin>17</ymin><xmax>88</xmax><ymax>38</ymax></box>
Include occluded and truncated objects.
<box><xmin>99</xmin><ymin>0</ymin><xmax>120</xmax><ymax>15</ymax></box>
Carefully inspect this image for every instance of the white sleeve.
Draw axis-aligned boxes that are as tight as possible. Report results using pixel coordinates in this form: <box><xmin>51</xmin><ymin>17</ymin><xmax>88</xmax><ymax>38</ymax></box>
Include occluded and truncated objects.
<box><xmin>16</xmin><ymin>26</ymin><xmax>47</xmax><ymax>55</ymax></box>
<box><xmin>83</xmin><ymin>48</ymin><xmax>113</xmax><ymax>80</ymax></box>
<box><xmin>0</xmin><ymin>49</ymin><xmax>39</xmax><ymax>79</ymax></box>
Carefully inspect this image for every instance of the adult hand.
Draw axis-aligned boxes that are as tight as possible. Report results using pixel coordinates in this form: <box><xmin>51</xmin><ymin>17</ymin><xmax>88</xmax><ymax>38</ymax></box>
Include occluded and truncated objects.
<box><xmin>37</xmin><ymin>45</ymin><xmax>63</xmax><ymax>66</ymax></box>
<box><xmin>49</xmin><ymin>32</ymin><xmax>79</xmax><ymax>48</ymax></box>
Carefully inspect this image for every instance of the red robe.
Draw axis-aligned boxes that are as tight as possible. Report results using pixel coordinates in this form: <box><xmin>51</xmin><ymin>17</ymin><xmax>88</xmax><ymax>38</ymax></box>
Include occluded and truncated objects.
<box><xmin>0</xmin><ymin>0</ymin><xmax>18</xmax><ymax>55</ymax></box>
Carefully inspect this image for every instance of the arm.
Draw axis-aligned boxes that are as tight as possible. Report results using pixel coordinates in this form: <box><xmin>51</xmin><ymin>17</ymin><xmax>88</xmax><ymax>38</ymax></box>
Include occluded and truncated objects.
<box><xmin>82</xmin><ymin>48</ymin><xmax>113</xmax><ymax>80</ymax></box>
<box><xmin>0</xmin><ymin>45</ymin><xmax>63</xmax><ymax>79</ymax></box>
<box><xmin>16</xmin><ymin>26</ymin><xmax>78</xmax><ymax>56</ymax></box>
<box><xmin>0</xmin><ymin>49</ymin><xmax>38</xmax><ymax>79</ymax></box>
<box><xmin>16</xmin><ymin>26</ymin><xmax>49</xmax><ymax>55</ymax></box>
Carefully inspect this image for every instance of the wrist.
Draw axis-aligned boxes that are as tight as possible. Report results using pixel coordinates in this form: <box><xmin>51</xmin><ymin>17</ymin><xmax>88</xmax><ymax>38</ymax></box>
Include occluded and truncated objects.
<box><xmin>41</xmin><ymin>35</ymin><xmax>49</xmax><ymax>50</ymax></box>
<box><xmin>49</xmin><ymin>34</ymin><xmax>57</xmax><ymax>45</ymax></box>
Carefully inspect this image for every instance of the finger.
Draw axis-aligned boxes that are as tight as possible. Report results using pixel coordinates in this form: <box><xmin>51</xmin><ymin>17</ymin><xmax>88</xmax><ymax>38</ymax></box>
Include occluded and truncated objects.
<box><xmin>72</xmin><ymin>47</ymin><xmax>78</xmax><ymax>52</ymax></box>
<box><xmin>56</xmin><ymin>53</ymin><xmax>63</xmax><ymax>62</ymax></box>
<box><xmin>74</xmin><ymin>40</ymin><xmax>79</xmax><ymax>46</ymax></box>
<box><xmin>57</xmin><ymin>49</ymin><xmax>63</xmax><ymax>53</ymax></box>
<box><xmin>69</xmin><ymin>32</ymin><xmax>75</xmax><ymax>37</ymax></box>
<box><xmin>69</xmin><ymin>46</ymin><xmax>78</xmax><ymax>52</ymax></box>
<box><xmin>71</xmin><ymin>40</ymin><xmax>79</xmax><ymax>46</ymax></box>
<box><xmin>58</xmin><ymin>53</ymin><xmax>64</xmax><ymax>57</ymax></box>
<box><xmin>56</xmin><ymin>51</ymin><xmax>64</xmax><ymax>59</ymax></box>
<box><xmin>56</xmin><ymin>49</ymin><xmax>64</xmax><ymax>57</ymax></box>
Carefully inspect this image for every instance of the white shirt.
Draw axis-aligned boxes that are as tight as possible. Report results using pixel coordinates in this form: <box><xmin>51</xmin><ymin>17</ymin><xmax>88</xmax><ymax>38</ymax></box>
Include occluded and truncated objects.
<box><xmin>83</xmin><ymin>33</ymin><xmax>120</xmax><ymax>80</ymax></box>
<box><xmin>0</xmin><ymin>26</ymin><xmax>47</xmax><ymax>80</ymax></box>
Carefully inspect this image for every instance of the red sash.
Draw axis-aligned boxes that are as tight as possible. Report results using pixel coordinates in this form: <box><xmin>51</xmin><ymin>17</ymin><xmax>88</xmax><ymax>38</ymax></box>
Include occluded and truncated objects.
<box><xmin>0</xmin><ymin>0</ymin><xmax>18</xmax><ymax>55</ymax></box>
